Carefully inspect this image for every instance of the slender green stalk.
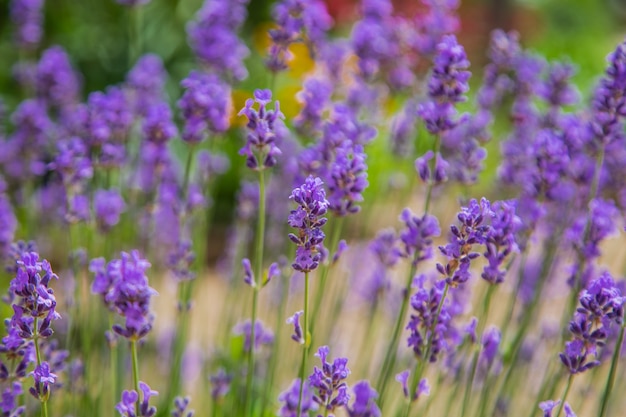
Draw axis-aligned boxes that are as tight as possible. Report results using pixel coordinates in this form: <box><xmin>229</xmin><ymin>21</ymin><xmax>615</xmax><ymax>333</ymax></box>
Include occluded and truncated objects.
<box><xmin>598</xmin><ymin>325</ymin><xmax>626</xmax><ymax>417</ymax></box>
<box><xmin>555</xmin><ymin>374</ymin><xmax>574</xmax><ymax>417</ymax></box>
<box><xmin>130</xmin><ymin>340</ymin><xmax>140</xmax><ymax>410</ymax></box>
<box><xmin>376</xmin><ymin>256</ymin><xmax>419</xmax><ymax>408</ymax></box>
<box><xmin>33</xmin><ymin>318</ymin><xmax>49</xmax><ymax>417</ymax></box>
<box><xmin>296</xmin><ymin>272</ymin><xmax>310</xmax><ymax>416</ymax></box>
<box><xmin>109</xmin><ymin>314</ymin><xmax>119</xmax><ymax>416</ymax></box>
<box><xmin>245</xmin><ymin>169</ymin><xmax>267</xmax><ymax>417</ymax></box>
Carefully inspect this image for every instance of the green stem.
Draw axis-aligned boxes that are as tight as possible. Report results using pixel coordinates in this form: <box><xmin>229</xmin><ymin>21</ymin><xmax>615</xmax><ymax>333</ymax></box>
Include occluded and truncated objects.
<box><xmin>109</xmin><ymin>314</ymin><xmax>119</xmax><ymax>416</ymax></box>
<box><xmin>33</xmin><ymin>319</ymin><xmax>49</xmax><ymax>417</ymax></box>
<box><xmin>555</xmin><ymin>374</ymin><xmax>574</xmax><ymax>417</ymax></box>
<box><xmin>598</xmin><ymin>325</ymin><xmax>626</xmax><ymax>417</ymax></box>
<box><xmin>297</xmin><ymin>272</ymin><xmax>310</xmax><ymax>417</ymax></box>
<box><xmin>376</xmin><ymin>256</ymin><xmax>419</xmax><ymax>408</ymax></box>
<box><xmin>130</xmin><ymin>340</ymin><xmax>140</xmax><ymax>411</ymax></box>
<box><xmin>245</xmin><ymin>169</ymin><xmax>266</xmax><ymax>417</ymax></box>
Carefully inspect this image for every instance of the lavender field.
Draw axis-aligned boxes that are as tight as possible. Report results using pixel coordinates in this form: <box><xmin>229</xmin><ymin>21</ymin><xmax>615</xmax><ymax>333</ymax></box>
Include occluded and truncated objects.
<box><xmin>0</xmin><ymin>0</ymin><xmax>625</xmax><ymax>416</ymax></box>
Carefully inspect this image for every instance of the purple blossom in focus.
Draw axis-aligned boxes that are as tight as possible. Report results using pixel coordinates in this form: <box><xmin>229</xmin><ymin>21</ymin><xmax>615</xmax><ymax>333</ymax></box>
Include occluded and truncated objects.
<box><xmin>187</xmin><ymin>0</ymin><xmax>250</xmax><ymax>81</ymax></box>
<box><xmin>481</xmin><ymin>200</ymin><xmax>522</xmax><ymax>284</ymax></box>
<box><xmin>116</xmin><ymin>382</ymin><xmax>158</xmax><ymax>417</ymax></box>
<box><xmin>238</xmin><ymin>90</ymin><xmax>284</xmax><ymax>170</ymax></box>
<box><xmin>308</xmin><ymin>346</ymin><xmax>350</xmax><ymax>413</ymax></box>
<box><xmin>28</xmin><ymin>362</ymin><xmax>56</xmax><ymax>402</ymax></box>
<box><xmin>288</xmin><ymin>176</ymin><xmax>329</xmax><ymax>272</ymax></box>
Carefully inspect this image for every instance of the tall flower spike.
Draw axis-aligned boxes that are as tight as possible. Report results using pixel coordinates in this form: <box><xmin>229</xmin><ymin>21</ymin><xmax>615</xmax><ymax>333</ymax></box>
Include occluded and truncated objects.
<box><xmin>238</xmin><ymin>90</ymin><xmax>284</xmax><ymax>170</ymax></box>
<box><xmin>347</xmin><ymin>381</ymin><xmax>381</xmax><ymax>417</ymax></box>
<box><xmin>399</xmin><ymin>208</ymin><xmax>441</xmax><ymax>266</ymax></box>
<box><xmin>288</xmin><ymin>176</ymin><xmax>329</xmax><ymax>272</ymax></box>
<box><xmin>308</xmin><ymin>346</ymin><xmax>350</xmax><ymax>413</ymax></box>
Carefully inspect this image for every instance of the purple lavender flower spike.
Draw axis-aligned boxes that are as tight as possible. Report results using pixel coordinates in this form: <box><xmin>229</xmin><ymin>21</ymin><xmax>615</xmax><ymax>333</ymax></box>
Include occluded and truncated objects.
<box><xmin>179</xmin><ymin>71</ymin><xmax>232</xmax><ymax>143</ymax></box>
<box><xmin>481</xmin><ymin>326</ymin><xmax>501</xmax><ymax>369</ymax></box>
<box><xmin>287</xmin><ymin>310</ymin><xmax>304</xmax><ymax>344</ymax></box>
<box><xmin>395</xmin><ymin>370</ymin><xmax>429</xmax><ymax>401</ymax></box>
<box><xmin>327</xmin><ymin>141</ymin><xmax>369</xmax><ymax>216</ymax></box>
<box><xmin>234</xmin><ymin>320</ymin><xmax>274</xmax><ymax>352</ymax></box>
<box><xmin>399</xmin><ymin>208</ymin><xmax>441</xmax><ymax>266</ymax></box>
<box><xmin>127</xmin><ymin>54</ymin><xmax>167</xmax><ymax>115</ymax></box>
<box><xmin>347</xmin><ymin>381</ymin><xmax>381</xmax><ymax>417</ymax></box>
<box><xmin>0</xmin><ymin>382</ymin><xmax>25</xmax><ymax>416</ymax></box>
<box><xmin>414</xmin><ymin>0</ymin><xmax>460</xmax><ymax>57</ymax></box>
<box><xmin>288</xmin><ymin>176</ymin><xmax>329</xmax><ymax>272</ymax></box>
<box><xmin>10</xmin><ymin>0</ymin><xmax>44</xmax><ymax>49</ymax></box>
<box><xmin>116</xmin><ymin>390</ymin><xmax>139</xmax><ymax>416</ymax></box>
<box><xmin>564</xmin><ymin>403</ymin><xmax>577</xmax><ymax>417</ymax></box>
<box><xmin>187</xmin><ymin>0</ymin><xmax>250</xmax><ymax>81</ymax></box>
<box><xmin>29</xmin><ymin>362</ymin><xmax>56</xmax><ymax>402</ymax></box>
<box><xmin>559</xmin><ymin>339</ymin><xmax>600</xmax><ymax>374</ymax></box>
<box><xmin>294</xmin><ymin>77</ymin><xmax>333</xmax><ymax>137</ymax></box>
<box><xmin>242</xmin><ymin>258</ymin><xmax>255</xmax><ymax>287</ymax></box>
<box><xmin>0</xmin><ymin>179</ymin><xmax>17</xmax><ymax>260</ymax></box>
<box><xmin>138</xmin><ymin>382</ymin><xmax>158</xmax><ymax>417</ymax></box>
<box><xmin>308</xmin><ymin>346</ymin><xmax>350</xmax><ymax>413</ymax></box>
<box><xmin>481</xmin><ymin>200</ymin><xmax>521</xmax><ymax>284</ymax></box>
<box><xmin>142</xmin><ymin>102</ymin><xmax>177</xmax><ymax>145</ymax></box>
<box><xmin>209</xmin><ymin>369</ymin><xmax>232</xmax><ymax>400</ymax></box>
<box><xmin>238</xmin><ymin>90</ymin><xmax>284</xmax><ymax>170</ymax></box>
<box><xmin>36</xmin><ymin>46</ymin><xmax>81</xmax><ymax>111</ymax></box>
<box><xmin>94</xmin><ymin>189</ymin><xmax>126</xmax><ymax>232</ymax></box>
<box><xmin>539</xmin><ymin>400</ymin><xmax>560</xmax><ymax>417</ymax></box>
<box><xmin>172</xmin><ymin>396</ymin><xmax>194</xmax><ymax>417</ymax></box>
<box><xmin>166</xmin><ymin>240</ymin><xmax>196</xmax><ymax>284</ymax></box>
<box><xmin>278</xmin><ymin>378</ymin><xmax>316</xmax><ymax>417</ymax></box>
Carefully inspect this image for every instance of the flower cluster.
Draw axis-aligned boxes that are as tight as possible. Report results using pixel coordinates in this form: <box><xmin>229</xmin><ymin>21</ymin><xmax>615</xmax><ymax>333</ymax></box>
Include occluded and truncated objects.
<box><xmin>238</xmin><ymin>90</ymin><xmax>284</xmax><ymax>170</ymax></box>
<box><xmin>326</xmin><ymin>141</ymin><xmax>369</xmax><ymax>216</ymax></box>
<box><xmin>89</xmin><ymin>251</ymin><xmax>156</xmax><ymax>340</ymax></box>
<box><xmin>10</xmin><ymin>0</ymin><xmax>44</xmax><ymax>49</ymax></box>
<box><xmin>481</xmin><ymin>200</ymin><xmax>521</xmax><ymax>284</ymax></box>
<box><xmin>347</xmin><ymin>381</ymin><xmax>381</xmax><ymax>417</ymax></box>
<box><xmin>288</xmin><ymin>176</ymin><xmax>329</xmax><ymax>272</ymax></box>
<box><xmin>116</xmin><ymin>382</ymin><xmax>158</xmax><ymax>417</ymax></box>
<box><xmin>398</xmin><ymin>209</ymin><xmax>441</xmax><ymax>266</ymax></box>
<box><xmin>560</xmin><ymin>272</ymin><xmax>624</xmax><ymax>374</ymax></box>
<box><xmin>309</xmin><ymin>346</ymin><xmax>350</xmax><ymax>413</ymax></box>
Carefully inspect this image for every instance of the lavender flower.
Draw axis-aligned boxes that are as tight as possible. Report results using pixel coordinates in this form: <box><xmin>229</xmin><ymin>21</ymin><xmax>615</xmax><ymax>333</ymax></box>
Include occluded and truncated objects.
<box><xmin>288</xmin><ymin>176</ymin><xmax>329</xmax><ymax>272</ymax></box>
<box><xmin>347</xmin><ymin>381</ymin><xmax>381</xmax><ymax>417</ymax></box>
<box><xmin>238</xmin><ymin>90</ymin><xmax>284</xmax><ymax>170</ymax></box>
<box><xmin>278</xmin><ymin>379</ymin><xmax>316</xmax><ymax>417</ymax></box>
<box><xmin>209</xmin><ymin>369</ymin><xmax>231</xmax><ymax>400</ymax></box>
<box><xmin>0</xmin><ymin>179</ymin><xmax>17</xmax><ymax>260</ymax></box>
<box><xmin>126</xmin><ymin>54</ymin><xmax>167</xmax><ymax>114</ymax></box>
<box><xmin>187</xmin><ymin>0</ymin><xmax>250</xmax><ymax>81</ymax></box>
<box><xmin>309</xmin><ymin>346</ymin><xmax>350</xmax><ymax>412</ymax></box>
<box><xmin>94</xmin><ymin>189</ymin><xmax>126</xmax><ymax>232</ymax></box>
<box><xmin>233</xmin><ymin>320</ymin><xmax>274</xmax><ymax>352</ymax></box>
<box><xmin>166</xmin><ymin>240</ymin><xmax>196</xmax><ymax>283</ymax></box>
<box><xmin>287</xmin><ymin>310</ymin><xmax>304</xmax><ymax>344</ymax></box>
<box><xmin>28</xmin><ymin>362</ymin><xmax>56</xmax><ymax>402</ymax></box>
<box><xmin>172</xmin><ymin>396</ymin><xmax>194</xmax><ymax>417</ymax></box>
<box><xmin>116</xmin><ymin>382</ymin><xmax>158</xmax><ymax>417</ymax></box>
<box><xmin>398</xmin><ymin>209</ymin><xmax>441</xmax><ymax>266</ymax></box>
<box><xmin>326</xmin><ymin>141</ymin><xmax>369</xmax><ymax>216</ymax></box>
<box><xmin>142</xmin><ymin>102</ymin><xmax>177</xmax><ymax>145</ymax></box>
<box><xmin>294</xmin><ymin>77</ymin><xmax>333</xmax><ymax>137</ymax></box>
<box><xmin>178</xmin><ymin>71</ymin><xmax>232</xmax><ymax>143</ymax></box>
<box><xmin>395</xmin><ymin>370</ymin><xmax>429</xmax><ymax>401</ymax></box>
<box><xmin>36</xmin><ymin>46</ymin><xmax>81</xmax><ymax>111</ymax></box>
<box><xmin>0</xmin><ymin>382</ymin><xmax>25</xmax><ymax>416</ymax></box>
<box><xmin>414</xmin><ymin>0</ymin><xmax>460</xmax><ymax>56</ymax></box>
<box><xmin>10</xmin><ymin>0</ymin><xmax>43</xmax><ymax>49</ymax></box>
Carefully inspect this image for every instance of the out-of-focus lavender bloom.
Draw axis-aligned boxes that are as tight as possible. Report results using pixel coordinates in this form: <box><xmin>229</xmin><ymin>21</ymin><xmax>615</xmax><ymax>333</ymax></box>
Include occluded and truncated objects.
<box><xmin>398</xmin><ymin>209</ymin><xmax>440</xmax><ymax>266</ymax></box>
<box><xmin>538</xmin><ymin>62</ymin><xmax>580</xmax><ymax>116</ymax></box>
<box><xmin>278</xmin><ymin>378</ymin><xmax>316</xmax><ymax>417</ymax></box>
<box><xmin>414</xmin><ymin>0</ymin><xmax>460</xmax><ymax>56</ymax></box>
<box><xmin>36</xmin><ymin>46</ymin><xmax>81</xmax><ymax>111</ymax></box>
<box><xmin>294</xmin><ymin>78</ymin><xmax>333</xmax><ymax>137</ymax></box>
<box><xmin>10</xmin><ymin>0</ymin><xmax>43</xmax><ymax>49</ymax></box>
<box><xmin>539</xmin><ymin>400</ymin><xmax>560</xmax><ymax>417</ymax></box>
<box><xmin>439</xmin><ymin>112</ymin><xmax>489</xmax><ymax>184</ymax></box>
<box><xmin>142</xmin><ymin>102</ymin><xmax>177</xmax><ymax>145</ymax></box>
<box><xmin>116</xmin><ymin>382</ymin><xmax>158</xmax><ymax>417</ymax></box>
<box><xmin>327</xmin><ymin>141</ymin><xmax>368</xmax><ymax>216</ymax></box>
<box><xmin>308</xmin><ymin>346</ymin><xmax>350</xmax><ymax>412</ymax></box>
<box><xmin>481</xmin><ymin>200</ymin><xmax>521</xmax><ymax>284</ymax></box>
<box><xmin>390</xmin><ymin>101</ymin><xmax>417</xmax><ymax>157</ymax></box>
<box><xmin>209</xmin><ymin>369</ymin><xmax>231</xmax><ymax>400</ymax></box>
<box><xmin>395</xmin><ymin>370</ymin><xmax>429</xmax><ymax>401</ymax></box>
<box><xmin>90</xmin><ymin>251</ymin><xmax>156</xmax><ymax>340</ymax></box>
<box><xmin>0</xmin><ymin>382</ymin><xmax>25</xmax><ymax>416</ymax></box>
<box><xmin>288</xmin><ymin>176</ymin><xmax>329</xmax><ymax>272</ymax></box>
<box><xmin>50</xmin><ymin>137</ymin><xmax>93</xmax><ymax>194</ymax></box>
<box><xmin>28</xmin><ymin>362</ymin><xmax>56</xmax><ymax>402</ymax></box>
<box><xmin>0</xmin><ymin>179</ymin><xmax>17</xmax><ymax>260</ymax></box>
<box><xmin>415</xmin><ymin>150</ymin><xmax>449</xmax><ymax>184</ymax></box>
<box><xmin>266</xmin><ymin>0</ymin><xmax>332</xmax><ymax>72</ymax></box>
<box><xmin>187</xmin><ymin>0</ymin><xmax>250</xmax><ymax>81</ymax></box>
<box><xmin>480</xmin><ymin>326</ymin><xmax>501</xmax><ymax>369</ymax></box>
<box><xmin>126</xmin><ymin>54</ymin><xmax>167</xmax><ymax>115</ymax></box>
<box><xmin>567</xmin><ymin>198</ymin><xmax>618</xmax><ymax>261</ymax></box>
<box><xmin>233</xmin><ymin>320</ymin><xmax>274</xmax><ymax>352</ymax></box>
<box><xmin>347</xmin><ymin>381</ymin><xmax>381</xmax><ymax>417</ymax></box>
<box><xmin>406</xmin><ymin>279</ymin><xmax>451</xmax><ymax>362</ymax></box>
<box><xmin>238</xmin><ymin>90</ymin><xmax>284</xmax><ymax>170</ymax></box>
<box><xmin>134</xmin><ymin>142</ymin><xmax>172</xmax><ymax>192</ymax></box>
<box><xmin>437</xmin><ymin>198</ymin><xmax>492</xmax><ymax>286</ymax></box>
<box><xmin>94</xmin><ymin>189</ymin><xmax>125</xmax><ymax>232</ymax></box>
<box><xmin>172</xmin><ymin>396</ymin><xmax>194</xmax><ymax>417</ymax></box>
<box><xmin>166</xmin><ymin>240</ymin><xmax>196</xmax><ymax>284</ymax></box>
<box><xmin>179</xmin><ymin>71</ymin><xmax>232</xmax><ymax>143</ymax></box>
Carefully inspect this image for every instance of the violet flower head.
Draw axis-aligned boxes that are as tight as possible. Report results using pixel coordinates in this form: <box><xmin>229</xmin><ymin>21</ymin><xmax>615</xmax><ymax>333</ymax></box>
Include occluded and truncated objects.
<box><xmin>308</xmin><ymin>346</ymin><xmax>350</xmax><ymax>413</ymax></box>
<box><xmin>437</xmin><ymin>198</ymin><xmax>492</xmax><ymax>286</ymax></box>
<box><xmin>28</xmin><ymin>362</ymin><xmax>56</xmax><ymax>402</ymax></box>
<box><xmin>116</xmin><ymin>390</ymin><xmax>138</xmax><ymax>417</ymax></box>
<box><xmin>287</xmin><ymin>310</ymin><xmax>304</xmax><ymax>344</ymax></box>
<box><xmin>559</xmin><ymin>339</ymin><xmax>599</xmax><ymax>374</ymax></box>
<box><xmin>395</xmin><ymin>370</ymin><xmax>429</xmax><ymax>401</ymax></box>
<box><xmin>567</xmin><ymin>198</ymin><xmax>618</xmax><ymax>261</ymax></box>
<box><xmin>480</xmin><ymin>326</ymin><xmax>501</xmax><ymax>369</ymax></box>
<box><xmin>414</xmin><ymin>0</ymin><xmax>460</xmax><ymax>56</ymax></box>
<box><xmin>92</xmin><ymin>251</ymin><xmax>156</xmax><ymax>340</ymax></box>
<box><xmin>234</xmin><ymin>320</ymin><xmax>274</xmax><ymax>352</ymax></box>
<box><xmin>187</xmin><ymin>0</ymin><xmax>250</xmax><ymax>81</ymax></box>
<box><xmin>370</xmin><ymin>228</ymin><xmax>401</xmax><ymax>268</ymax></box>
<box><xmin>166</xmin><ymin>240</ymin><xmax>196</xmax><ymax>284</ymax></box>
<box><xmin>539</xmin><ymin>400</ymin><xmax>560</xmax><ymax>417</ymax></box>
<box><xmin>406</xmin><ymin>279</ymin><xmax>451</xmax><ymax>362</ymax></box>
<box><xmin>414</xmin><ymin>150</ymin><xmax>449</xmax><ymax>184</ymax></box>
<box><xmin>179</xmin><ymin>71</ymin><xmax>232</xmax><ymax>143</ymax></box>
<box><xmin>0</xmin><ymin>182</ymin><xmax>17</xmax><ymax>260</ymax></box>
<box><xmin>0</xmin><ymin>382</ymin><xmax>25</xmax><ymax>416</ymax></box>
<box><xmin>481</xmin><ymin>199</ymin><xmax>521</xmax><ymax>284</ymax></box>
<box><xmin>10</xmin><ymin>0</ymin><xmax>43</xmax><ymax>49</ymax></box>
<box><xmin>288</xmin><ymin>176</ymin><xmax>329</xmax><ymax>272</ymax></box>
<box><xmin>238</xmin><ymin>89</ymin><xmax>284</xmax><ymax>170</ymax></box>
<box><xmin>209</xmin><ymin>369</ymin><xmax>231</xmax><ymax>400</ymax></box>
<box><xmin>36</xmin><ymin>46</ymin><xmax>81</xmax><ymax>110</ymax></box>
<box><xmin>51</xmin><ymin>137</ymin><xmax>93</xmax><ymax>191</ymax></box>
<box><xmin>126</xmin><ymin>54</ymin><xmax>167</xmax><ymax>114</ymax></box>
<box><xmin>142</xmin><ymin>102</ymin><xmax>177</xmax><ymax>145</ymax></box>
<box><xmin>278</xmin><ymin>378</ymin><xmax>316</xmax><ymax>417</ymax></box>
<box><xmin>537</xmin><ymin>62</ymin><xmax>580</xmax><ymax>110</ymax></box>
<box><xmin>294</xmin><ymin>77</ymin><xmax>333</xmax><ymax>137</ymax></box>
<box><xmin>172</xmin><ymin>396</ymin><xmax>194</xmax><ymax>417</ymax></box>
<box><xmin>94</xmin><ymin>189</ymin><xmax>125</xmax><ymax>232</ymax></box>
<box><xmin>326</xmin><ymin>141</ymin><xmax>369</xmax><ymax>216</ymax></box>
<box><xmin>398</xmin><ymin>208</ymin><xmax>441</xmax><ymax>266</ymax></box>
<box><xmin>347</xmin><ymin>381</ymin><xmax>381</xmax><ymax>417</ymax></box>
<box><xmin>577</xmin><ymin>272</ymin><xmax>624</xmax><ymax>328</ymax></box>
